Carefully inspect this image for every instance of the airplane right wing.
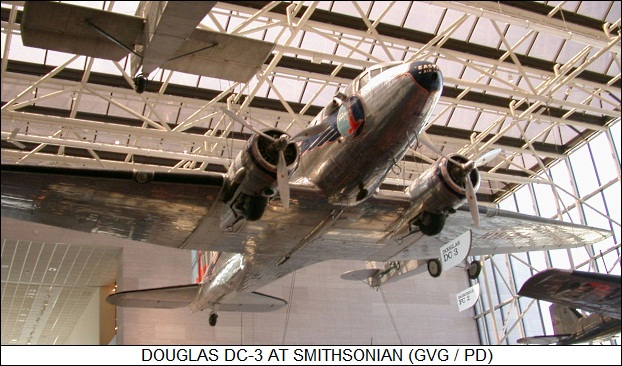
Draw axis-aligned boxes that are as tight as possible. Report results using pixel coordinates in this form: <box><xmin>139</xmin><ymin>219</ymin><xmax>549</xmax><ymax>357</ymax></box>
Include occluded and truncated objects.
<box><xmin>518</xmin><ymin>269</ymin><xmax>621</xmax><ymax>319</ymax></box>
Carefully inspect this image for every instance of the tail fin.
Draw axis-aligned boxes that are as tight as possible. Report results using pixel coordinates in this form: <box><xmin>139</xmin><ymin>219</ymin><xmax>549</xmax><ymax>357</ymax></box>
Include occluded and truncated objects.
<box><xmin>550</xmin><ymin>303</ymin><xmax>582</xmax><ymax>335</ymax></box>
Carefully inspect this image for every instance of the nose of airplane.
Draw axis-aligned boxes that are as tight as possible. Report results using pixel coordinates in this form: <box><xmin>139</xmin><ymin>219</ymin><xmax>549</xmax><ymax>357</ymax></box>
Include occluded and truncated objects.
<box><xmin>408</xmin><ymin>61</ymin><xmax>443</xmax><ymax>93</ymax></box>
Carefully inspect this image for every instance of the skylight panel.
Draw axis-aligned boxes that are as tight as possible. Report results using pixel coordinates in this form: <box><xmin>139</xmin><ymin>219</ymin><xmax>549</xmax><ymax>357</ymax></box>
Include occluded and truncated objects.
<box><xmin>500</xmin><ymin>25</ymin><xmax>536</xmax><ymax>56</ymax></box>
<box><xmin>526</xmin><ymin>33</ymin><xmax>564</xmax><ymax>62</ymax></box>
<box><xmin>577</xmin><ymin>1</ymin><xmax>611</xmax><ymax>20</ymax></box>
<box><xmin>169</xmin><ymin>71</ymin><xmax>199</xmax><ymax>88</ymax></box>
<box><xmin>403</xmin><ymin>2</ymin><xmax>445</xmax><ymax>34</ymax></box>
<box><xmin>369</xmin><ymin>1</ymin><xmax>410</xmax><ymax>27</ymax></box>
<box><xmin>438</xmin><ymin>9</ymin><xmax>477</xmax><ymax>42</ymax></box>
<box><xmin>7</xmin><ymin>36</ymin><xmax>46</xmax><ymax>64</ymax></box>
<box><xmin>76</xmin><ymin>93</ymin><xmax>110</xmax><ymax>115</ymax></box>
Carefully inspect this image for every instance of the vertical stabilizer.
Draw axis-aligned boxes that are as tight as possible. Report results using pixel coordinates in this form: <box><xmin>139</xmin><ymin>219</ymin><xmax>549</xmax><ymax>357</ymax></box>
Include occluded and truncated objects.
<box><xmin>550</xmin><ymin>303</ymin><xmax>582</xmax><ymax>335</ymax></box>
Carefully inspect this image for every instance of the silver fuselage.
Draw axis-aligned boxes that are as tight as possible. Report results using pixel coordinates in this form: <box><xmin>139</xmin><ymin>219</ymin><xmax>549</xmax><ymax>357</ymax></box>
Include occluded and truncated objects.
<box><xmin>191</xmin><ymin>61</ymin><xmax>443</xmax><ymax>311</ymax></box>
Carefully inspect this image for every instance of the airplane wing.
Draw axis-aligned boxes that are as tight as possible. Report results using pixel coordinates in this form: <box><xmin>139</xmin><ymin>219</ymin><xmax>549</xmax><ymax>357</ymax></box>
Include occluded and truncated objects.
<box><xmin>107</xmin><ymin>284</ymin><xmax>287</xmax><ymax>312</ymax></box>
<box><xmin>518</xmin><ymin>269</ymin><xmax>621</xmax><ymax>319</ymax></box>
<box><xmin>19</xmin><ymin>1</ymin><xmax>275</xmax><ymax>83</ymax></box>
<box><xmin>1</xmin><ymin>165</ymin><xmax>612</xmax><ymax>264</ymax></box>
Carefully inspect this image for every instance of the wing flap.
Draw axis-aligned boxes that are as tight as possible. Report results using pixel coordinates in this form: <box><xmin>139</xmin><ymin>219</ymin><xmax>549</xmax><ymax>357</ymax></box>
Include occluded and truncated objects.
<box><xmin>107</xmin><ymin>284</ymin><xmax>199</xmax><ymax>309</ymax></box>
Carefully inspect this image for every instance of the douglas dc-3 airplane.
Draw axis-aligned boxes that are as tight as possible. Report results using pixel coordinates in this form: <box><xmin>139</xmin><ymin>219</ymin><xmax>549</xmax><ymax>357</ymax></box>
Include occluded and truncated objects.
<box><xmin>0</xmin><ymin>3</ymin><xmax>613</xmax><ymax>328</ymax></box>
<box><xmin>517</xmin><ymin>269</ymin><xmax>621</xmax><ymax>345</ymax></box>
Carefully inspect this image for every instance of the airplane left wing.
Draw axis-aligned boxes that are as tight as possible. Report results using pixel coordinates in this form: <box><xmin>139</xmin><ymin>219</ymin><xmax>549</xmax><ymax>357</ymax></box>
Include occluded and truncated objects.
<box><xmin>1</xmin><ymin>165</ymin><xmax>612</xmax><ymax>263</ymax></box>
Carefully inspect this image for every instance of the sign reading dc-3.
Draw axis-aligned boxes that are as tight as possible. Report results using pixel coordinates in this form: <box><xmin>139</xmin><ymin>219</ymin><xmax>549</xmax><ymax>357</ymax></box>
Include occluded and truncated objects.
<box><xmin>439</xmin><ymin>230</ymin><xmax>472</xmax><ymax>270</ymax></box>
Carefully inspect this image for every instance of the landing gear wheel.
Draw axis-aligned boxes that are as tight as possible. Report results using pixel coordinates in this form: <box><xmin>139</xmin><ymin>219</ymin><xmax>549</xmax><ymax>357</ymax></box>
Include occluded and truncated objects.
<box><xmin>209</xmin><ymin>312</ymin><xmax>218</xmax><ymax>327</ymax></box>
<box><xmin>418</xmin><ymin>212</ymin><xmax>446</xmax><ymax>236</ymax></box>
<box><xmin>243</xmin><ymin>195</ymin><xmax>268</xmax><ymax>221</ymax></box>
<box><xmin>467</xmin><ymin>260</ymin><xmax>482</xmax><ymax>279</ymax></box>
<box><xmin>427</xmin><ymin>259</ymin><xmax>442</xmax><ymax>278</ymax></box>
<box><xmin>133</xmin><ymin>74</ymin><xmax>148</xmax><ymax>94</ymax></box>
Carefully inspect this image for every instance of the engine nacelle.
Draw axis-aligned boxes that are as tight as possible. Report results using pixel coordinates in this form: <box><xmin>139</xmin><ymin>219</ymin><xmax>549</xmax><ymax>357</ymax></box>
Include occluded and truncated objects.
<box><xmin>220</xmin><ymin>129</ymin><xmax>300</xmax><ymax>229</ymax></box>
<box><xmin>406</xmin><ymin>154</ymin><xmax>480</xmax><ymax>235</ymax></box>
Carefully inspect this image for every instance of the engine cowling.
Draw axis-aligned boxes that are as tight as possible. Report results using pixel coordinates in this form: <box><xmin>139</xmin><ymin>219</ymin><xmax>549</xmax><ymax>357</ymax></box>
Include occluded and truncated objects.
<box><xmin>406</xmin><ymin>153</ymin><xmax>480</xmax><ymax>235</ymax></box>
<box><xmin>220</xmin><ymin>129</ymin><xmax>300</xmax><ymax>228</ymax></box>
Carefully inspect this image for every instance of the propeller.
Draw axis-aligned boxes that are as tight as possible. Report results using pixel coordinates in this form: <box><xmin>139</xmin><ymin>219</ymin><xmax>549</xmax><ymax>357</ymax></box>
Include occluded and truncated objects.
<box><xmin>221</xmin><ymin>107</ymin><xmax>327</xmax><ymax>209</ymax></box>
<box><xmin>418</xmin><ymin>132</ymin><xmax>501</xmax><ymax>226</ymax></box>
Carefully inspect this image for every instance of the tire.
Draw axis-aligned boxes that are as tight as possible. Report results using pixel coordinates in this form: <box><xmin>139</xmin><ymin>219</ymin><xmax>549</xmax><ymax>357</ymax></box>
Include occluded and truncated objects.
<box><xmin>427</xmin><ymin>259</ymin><xmax>442</xmax><ymax>278</ymax></box>
<box><xmin>467</xmin><ymin>260</ymin><xmax>482</xmax><ymax>279</ymax></box>
<box><xmin>134</xmin><ymin>74</ymin><xmax>147</xmax><ymax>94</ymax></box>
<box><xmin>243</xmin><ymin>195</ymin><xmax>268</xmax><ymax>221</ymax></box>
<box><xmin>209</xmin><ymin>313</ymin><xmax>218</xmax><ymax>327</ymax></box>
<box><xmin>418</xmin><ymin>212</ymin><xmax>446</xmax><ymax>236</ymax></box>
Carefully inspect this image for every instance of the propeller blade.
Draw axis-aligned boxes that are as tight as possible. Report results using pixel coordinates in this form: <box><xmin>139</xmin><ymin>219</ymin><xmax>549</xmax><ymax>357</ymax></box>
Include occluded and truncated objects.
<box><xmin>221</xmin><ymin>108</ymin><xmax>276</xmax><ymax>142</ymax></box>
<box><xmin>418</xmin><ymin>132</ymin><xmax>463</xmax><ymax>166</ymax></box>
<box><xmin>465</xmin><ymin>175</ymin><xmax>480</xmax><ymax>227</ymax></box>
<box><xmin>290</xmin><ymin>123</ymin><xmax>329</xmax><ymax>142</ymax></box>
<box><xmin>277</xmin><ymin>149</ymin><xmax>290</xmax><ymax>209</ymax></box>
<box><xmin>475</xmin><ymin>148</ymin><xmax>501</xmax><ymax>168</ymax></box>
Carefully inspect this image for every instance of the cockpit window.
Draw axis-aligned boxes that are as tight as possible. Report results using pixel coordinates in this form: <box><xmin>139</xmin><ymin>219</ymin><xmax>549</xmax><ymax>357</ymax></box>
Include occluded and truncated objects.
<box><xmin>358</xmin><ymin>62</ymin><xmax>403</xmax><ymax>91</ymax></box>
<box><xmin>381</xmin><ymin>64</ymin><xmax>398</xmax><ymax>73</ymax></box>
<box><xmin>369</xmin><ymin>68</ymin><xmax>381</xmax><ymax>78</ymax></box>
<box><xmin>359</xmin><ymin>72</ymin><xmax>370</xmax><ymax>89</ymax></box>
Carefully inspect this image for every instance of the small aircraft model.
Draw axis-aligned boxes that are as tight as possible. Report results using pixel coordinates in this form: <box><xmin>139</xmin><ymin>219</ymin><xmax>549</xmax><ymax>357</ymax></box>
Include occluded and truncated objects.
<box><xmin>517</xmin><ymin>269</ymin><xmax>621</xmax><ymax>345</ymax></box>
<box><xmin>1</xmin><ymin>3</ymin><xmax>613</xmax><ymax>327</ymax></box>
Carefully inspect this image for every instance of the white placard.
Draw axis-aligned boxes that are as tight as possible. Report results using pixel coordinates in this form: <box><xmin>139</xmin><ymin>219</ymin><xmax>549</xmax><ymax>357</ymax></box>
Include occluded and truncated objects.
<box><xmin>457</xmin><ymin>283</ymin><xmax>480</xmax><ymax>312</ymax></box>
<box><xmin>439</xmin><ymin>230</ymin><xmax>472</xmax><ymax>270</ymax></box>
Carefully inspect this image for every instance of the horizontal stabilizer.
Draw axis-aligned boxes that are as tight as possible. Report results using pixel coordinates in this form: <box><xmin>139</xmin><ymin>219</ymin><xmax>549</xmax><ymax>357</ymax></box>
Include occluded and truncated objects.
<box><xmin>340</xmin><ymin>269</ymin><xmax>379</xmax><ymax>281</ymax></box>
<box><xmin>516</xmin><ymin>334</ymin><xmax>572</xmax><ymax>345</ymax></box>
<box><xmin>218</xmin><ymin>292</ymin><xmax>287</xmax><ymax>312</ymax></box>
<box><xmin>162</xmin><ymin>29</ymin><xmax>275</xmax><ymax>83</ymax></box>
<box><xmin>107</xmin><ymin>284</ymin><xmax>199</xmax><ymax>309</ymax></box>
<box><xmin>21</xmin><ymin>1</ymin><xmax>143</xmax><ymax>61</ymax></box>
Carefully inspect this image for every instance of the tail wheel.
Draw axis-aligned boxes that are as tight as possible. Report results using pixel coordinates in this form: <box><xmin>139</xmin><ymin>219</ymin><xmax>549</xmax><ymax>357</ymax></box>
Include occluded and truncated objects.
<box><xmin>209</xmin><ymin>312</ymin><xmax>218</xmax><ymax>327</ymax></box>
<box><xmin>427</xmin><ymin>259</ymin><xmax>442</xmax><ymax>278</ymax></box>
<box><xmin>133</xmin><ymin>74</ymin><xmax>148</xmax><ymax>94</ymax></box>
